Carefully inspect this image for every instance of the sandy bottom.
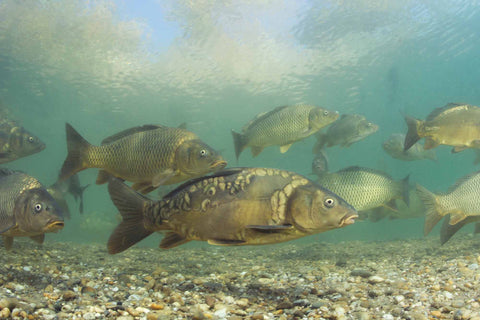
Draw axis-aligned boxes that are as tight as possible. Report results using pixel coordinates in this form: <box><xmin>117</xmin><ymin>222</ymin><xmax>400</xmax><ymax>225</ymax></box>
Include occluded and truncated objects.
<box><xmin>0</xmin><ymin>235</ymin><xmax>479</xmax><ymax>319</ymax></box>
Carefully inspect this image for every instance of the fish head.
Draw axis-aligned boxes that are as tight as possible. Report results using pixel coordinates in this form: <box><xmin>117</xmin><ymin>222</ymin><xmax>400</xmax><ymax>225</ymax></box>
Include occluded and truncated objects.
<box><xmin>312</xmin><ymin>152</ymin><xmax>328</xmax><ymax>175</ymax></box>
<box><xmin>14</xmin><ymin>188</ymin><xmax>65</xmax><ymax>234</ymax></box>
<box><xmin>289</xmin><ymin>185</ymin><xmax>358</xmax><ymax>233</ymax></box>
<box><xmin>357</xmin><ymin>120</ymin><xmax>379</xmax><ymax>138</ymax></box>
<box><xmin>177</xmin><ymin>140</ymin><xmax>227</xmax><ymax>177</ymax></box>
<box><xmin>382</xmin><ymin>134</ymin><xmax>404</xmax><ymax>153</ymax></box>
<box><xmin>308</xmin><ymin>108</ymin><xmax>340</xmax><ymax>131</ymax></box>
<box><xmin>8</xmin><ymin>126</ymin><xmax>46</xmax><ymax>157</ymax></box>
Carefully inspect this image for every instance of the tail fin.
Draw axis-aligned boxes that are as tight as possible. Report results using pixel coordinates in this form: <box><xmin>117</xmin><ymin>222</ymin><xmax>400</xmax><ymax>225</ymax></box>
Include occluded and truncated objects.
<box><xmin>231</xmin><ymin>130</ymin><xmax>246</xmax><ymax>161</ymax></box>
<box><xmin>416</xmin><ymin>184</ymin><xmax>443</xmax><ymax>236</ymax></box>
<box><xmin>59</xmin><ymin>123</ymin><xmax>92</xmax><ymax>181</ymax></box>
<box><xmin>404</xmin><ymin>116</ymin><xmax>422</xmax><ymax>151</ymax></box>
<box><xmin>78</xmin><ymin>184</ymin><xmax>89</xmax><ymax>214</ymax></box>
<box><xmin>107</xmin><ymin>178</ymin><xmax>153</xmax><ymax>254</ymax></box>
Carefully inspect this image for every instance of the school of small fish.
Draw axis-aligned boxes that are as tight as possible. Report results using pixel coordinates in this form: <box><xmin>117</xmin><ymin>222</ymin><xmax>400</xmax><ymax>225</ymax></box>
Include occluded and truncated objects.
<box><xmin>1</xmin><ymin>101</ymin><xmax>480</xmax><ymax>252</ymax></box>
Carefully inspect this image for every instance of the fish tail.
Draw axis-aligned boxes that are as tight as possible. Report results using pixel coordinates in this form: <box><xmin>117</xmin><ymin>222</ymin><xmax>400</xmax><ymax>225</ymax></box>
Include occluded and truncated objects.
<box><xmin>416</xmin><ymin>184</ymin><xmax>443</xmax><ymax>236</ymax></box>
<box><xmin>107</xmin><ymin>178</ymin><xmax>153</xmax><ymax>254</ymax></box>
<box><xmin>231</xmin><ymin>130</ymin><xmax>246</xmax><ymax>161</ymax></box>
<box><xmin>404</xmin><ymin>115</ymin><xmax>422</xmax><ymax>151</ymax></box>
<box><xmin>59</xmin><ymin>123</ymin><xmax>92</xmax><ymax>181</ymax></box>
<box><xmin>78</xmin><ymin>184</ymin><xmax>89</xmax><ymax>214</ymax></box>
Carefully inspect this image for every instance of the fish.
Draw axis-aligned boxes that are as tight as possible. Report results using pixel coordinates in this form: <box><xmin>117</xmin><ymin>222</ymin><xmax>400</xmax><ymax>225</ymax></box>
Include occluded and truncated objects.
<box><xmin>311</xmin><ymin>150</ymin><xmax>329</xmax><ymax>177</ymax></box>
<box><xmin>48</xmin><ymin>174</ymin><xmax>89</xmax><ymax>216</ymax></box>
<box><xmin>383</xmin><ymin>133</ymin><xmax>436</xmax><ymax>162</ymax></box>
<box><xmin>0</xmin><ymin>169</ymin><xmax>64</xmax><ymax>250</ymax></box>
<box><xmin>417</xmin><ymin>170</ymin><xmax>480</xmax><ymax>237</ymax></box>
<box><xmin>439</xmin><ymin>215</ymin><xmax>480</xmax><ymax>245</ymax></box>
<box><xmin>312</xmin><ymin>114</ymin><xmax>378</xmax><ymax>153</ymax></box>
<box><xmin>106</xmin><ymin>167</ymin><xmax>358</xmax><ymax>254</ymax></box>
<box><xmin>404</xmin><ymin>103</ymin><xmax>480</xmax><ymax>152</ymax></box>
<box><xmin>0</xmin><ymin>120</ymin><xmax>45</xmax><ymax>164</ymax></box>
<box><xmin>232</xmin><ymin>104</ymin><xmax>339</xmax><ymax>160</ymax></box>
<box><xmin>316</xmin><ymin>166</ymin><xmax>409</xmax><ymax>212</ymax></box>
<box><xmin>59</xmin><ymin>123</ymin><xmax>227</xmax><ymax>194</ymax></box>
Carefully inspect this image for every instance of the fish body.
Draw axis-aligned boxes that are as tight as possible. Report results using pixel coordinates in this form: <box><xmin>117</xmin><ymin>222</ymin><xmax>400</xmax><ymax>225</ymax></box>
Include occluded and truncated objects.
<box><xmin>313</xmin><ymin>114</ymin><xmax>378</xmax><ymax>153</ymax></box>
<box><xmin>404</xmin><ymin>103</ymin><xmax>480</xmax><ymax>152</ymax></box>
<box><xmin>0</xmin><ymin>169</ymin><xmax>64</xmax><ymax>250</ymax></box>
<box><xmin>316</xmin><ymin>166</ymin><xmax>409</xmax><ymax>212</ymax></box>
<box><xmin>59</xmin><ymin>123</ymin><xmax>227</xmax><ymax>194</ymax></box>
<box><xmin>0</xmin><ymin>121</ymin><xmax>45</xmax><ymax>164</ymax></box>
<box><xmin>107</xmin><ymin>167</ymin><xmax>358</xmax><ymax>254</ymax></box>
<box><xmin>417</xmin><ymin>170</ymin><xmax>480</xmax><ymax>237</ymax></box>
<box><xmin>383</xmin><ymin>133</ymin><xmax>436</xmax><ymax>161</ymax></box>
<box><xmin>232</xmin><ymin>104</ymin><xmax>339</xmax><ymax>159</ymax></box>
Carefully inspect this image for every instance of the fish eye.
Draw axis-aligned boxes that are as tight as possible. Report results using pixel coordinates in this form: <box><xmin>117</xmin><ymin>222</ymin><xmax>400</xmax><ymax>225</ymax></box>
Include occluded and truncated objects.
<box><xmin>199</xmin><ymin>149</ymin><xmax>208</xmax><ymax>157</ymax></box>
<box><xmin>324</xmin><ymin>198</ymin><xmax>335</xmax><ymax>208</ymax></box>
<box><xmin>34</xmin><ymin>203</ymin><xmax>42</xmax><ymax>213</ymax></box>
<box><xmin>323</xmin><ymin>110</ymin><xmax>329</xmax><ymax>116</ymax></box>
<box><xmin>28</xmin><ymin>136</ymin><xmax>34</xmax><ymax>143</ymax></box>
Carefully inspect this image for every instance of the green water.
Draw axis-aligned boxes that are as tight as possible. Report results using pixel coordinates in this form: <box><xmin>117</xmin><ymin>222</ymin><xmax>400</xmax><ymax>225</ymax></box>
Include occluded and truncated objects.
<box><xmin>0</xmin><ymin>0</ymin><xmax>479</xmax><ymax>250</ymax></box>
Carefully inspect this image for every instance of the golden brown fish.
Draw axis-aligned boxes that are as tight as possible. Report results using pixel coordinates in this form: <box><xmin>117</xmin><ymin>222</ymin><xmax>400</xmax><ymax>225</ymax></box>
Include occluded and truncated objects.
<box><xmin>404</xmin><ymin>103</ymin><xmax>480</xmax><ymax>152</ymax></box>
<box><xmin>0</xmin><ymin>169</ymin><xmax>64</xmax><ymax>250</ymax></box>
<box><xmin>232</xmin><ymin>104</ymin><xmax>339</xmax><ymax>159</ymax></box>
<box><xmin>316</xmin><ymin>166</ymin><xmax>409</xmax><ymax>212</ymax></box>
<box><xmin>59</xmin><ymin>123</ymin><xmax>227</xmax><ymax>194</ymax></box>
<box><xmin>107</xmin><ymin>167</ymin><xmax>358</xmax><ymax>254</ymax></box>
<box><xmin>417</xmin><ymin>170</ymin><xmax>480</xmax><ymax>237</ymax></box>
<box><xmin>312</xmin><ymin>114</ymin><xmax>378</xmax><ymax>153</ymax></box>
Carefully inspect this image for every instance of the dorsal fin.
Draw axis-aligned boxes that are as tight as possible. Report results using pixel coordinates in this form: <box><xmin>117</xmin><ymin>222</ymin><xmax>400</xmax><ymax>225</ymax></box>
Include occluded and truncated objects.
<box><xmin>101</xmin><ymin>125</ymin><xmax>165</xmax><ymax>145</ymax></box>
<box><xmin>425</xmin><ymin>103</ymin><xmax>468</xmax><ymax>121</ymax></box>
<box><xmin>336</xmin><ymin>166</ymin><xmax>394</xmax><ymax>180</ymax></box>
<box><xmin>446</xmin><ymin>170</ymin><xmax>480</xmax><ymax>193</ymax></box>
<box><xmin>162</xmin><ymin>168</ymin><xmax>246</xmax><ymax>199</ymax></box>
<box><xmin>241</xmin><ymin>106</ymin><xmax>289</xmax><ymax>131</ymax></box>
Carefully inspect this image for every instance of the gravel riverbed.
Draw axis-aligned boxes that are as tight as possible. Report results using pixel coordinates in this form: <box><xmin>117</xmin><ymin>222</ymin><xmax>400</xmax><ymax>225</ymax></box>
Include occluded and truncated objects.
<box><xmin>1</xmin><ymin>235</ymin><xmax>479</xmax><ymax>319</ymax></box>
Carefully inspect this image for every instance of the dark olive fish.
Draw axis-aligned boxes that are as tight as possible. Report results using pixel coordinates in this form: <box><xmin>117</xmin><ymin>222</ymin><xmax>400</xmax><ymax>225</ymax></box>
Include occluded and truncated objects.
<box><xmin>0</xmin><ymin>121</ymin><xmax>45</xmax><ymax>164</ymax></box>
<box><xmin>404</xmin><ymin>103</ymin><xmax>480</xmax><ymax>152</ymax></box>
<box><xmin>59</xmin><ymin>123</ymin><xmax>226</xmax><ymax>194</ymax></box>
<box><xmin>313</xmin><ymin>114</ymin><xmax>378</xmax><ymax>153</ymax></box>
<box><xmin>383</xmin><ymin>133</ymin><xmax>436</xmax><ymax>162</ymax></box>
<box><xmin>0</xmin><ymin>169</ymin><xmax>64</xmax><ymax>250</ymax></box>
<box><xmin>107</xmin><ymin>167</ymin><xmax>358</xmax><ymax>254</ymax></box>
<box><xmin>48</xmin><ymin>174</ymin><xmax>89</xmax><ymax>216</ymax></box>
<box><xmin>311</xmin><ymin>150</ymin><xmax>329</xmax><ymax>177</ymax></box>
<box><xmin>232</xmin><ymin>104</ymin><xmax>339</xmax><ymax>159</ymax></box>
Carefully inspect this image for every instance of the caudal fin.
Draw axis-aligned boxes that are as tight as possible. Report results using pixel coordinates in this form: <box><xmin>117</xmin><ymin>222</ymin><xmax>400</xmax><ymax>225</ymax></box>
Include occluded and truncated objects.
<box><xmin>107</xmin><ymin>178</ymin><xmax>153</xmax><ymax>254</ymax></box>
<box><xmin>416</xmin><ymin>184</ymin><xmax>443</xmax><ymax>236</ymax></box>
<box><xmin>59</xmin><ymin>123</ymin><xmax>92</xmax><ymax>181</ymax></box>
<box><xmin>404</xmin><ymin>116</ymin><xmax>422</xmax><ymax>151</ymax></box>
<box><xmin>231</xmin><ymin>130</ymin><xmax>246</xmax><ymax>161</ymax></box>
<box><xmin>400</xmin><ymin>174</ymin><xmax>410</xmax><ymax>206</ymax></box>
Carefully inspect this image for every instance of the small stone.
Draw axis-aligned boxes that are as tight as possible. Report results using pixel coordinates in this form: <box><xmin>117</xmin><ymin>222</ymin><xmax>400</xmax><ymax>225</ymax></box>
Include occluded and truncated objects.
<box><xmin>351</xmin><ymin>269</ymin><xmax>373</xmax><ymax>278</ymax></box>
<box><xmin>0</xmin><ymin>308</ymin><xmax>11</xmax><ymax>318</ymax></box>
<box><xmin>276</xmin><ymin>301</ymin><xmax>294</xmax><ymax>309</ymax></box>
<box><xmin>81</xmin><ymin>286</ymin><xmax>96</xmax><ymax>296</ymax></box>
<box><xmin>368</xmin><ymin>276</ymin><xmax>384</xmax><ymax>284</ymax></box>
<box><xmin>353</xmin><ymin>311</ymin><xmax>370</xmax><ymax>320</ymax></box>
<box><xmin>431</xmin><ymin>311</ymin><xmax>442</xmax><ymax>318</ymax></box>
<box><xmin>150</xmin><ymin>303</ymin><xmax>164</xmax><ymax>310</ymax></box>
<box><xmin>62</xmin><ymin>290</ymin><xmax>77</xmax><ymax>301</ymax></box>
<box><xmin>236</xmin><ymin>298</ymin><xmax>249</xmax><ymax>308</ymax></box>
<box><xmin>451</xmin><ymin>300</ymin><xmax>465</xmax><ymax>308</ymax></box>
<box><xmin>214</xmin><ymin>308</ymin><xmax>227</xmax><ymax>318</ymax></box>
<box><xmin>205</xmin><ymin>296</ymin><xmax>215</xmax><ymax>308</ymax></box>
<box><xmin>251</xmin><ymin>314</ymin><xmax>264</xmax><ymax>320</ymax></box>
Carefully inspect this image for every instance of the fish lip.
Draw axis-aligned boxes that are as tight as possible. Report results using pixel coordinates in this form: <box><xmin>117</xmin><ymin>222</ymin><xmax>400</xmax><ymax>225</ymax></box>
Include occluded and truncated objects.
<box><xmin>210</xmin><ymin>160</ymin><xmax>227</xmax><ymax>170</ymax></box>
<box><xmin>44</xmin><ymin>220</ymin><xmax>65</xmax><ymax>232</ymax></box>
<box><xmin>340</xmin><ymin>212</ymin><xmax>358</xmax><ymax>227</ymax></box>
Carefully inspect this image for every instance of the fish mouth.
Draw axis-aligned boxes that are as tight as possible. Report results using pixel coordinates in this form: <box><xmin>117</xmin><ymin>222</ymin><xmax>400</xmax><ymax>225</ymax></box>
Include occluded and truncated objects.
<box><xmin>44</xmin><ymin>220</ymin><xmax>65</xmax><ymax>232</ymax></box>
<box><xmin>210</xmin><ymin>160</ymin><xmax>227</xmax><ymax>170</ymax></box>
<box><xmin>339</xmin><ymin>213</ymin><xmax>358</xmax><ymax>227</ymax></box>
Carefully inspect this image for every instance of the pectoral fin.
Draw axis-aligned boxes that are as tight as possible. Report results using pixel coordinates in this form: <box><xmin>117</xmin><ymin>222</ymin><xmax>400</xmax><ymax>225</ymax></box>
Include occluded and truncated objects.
<box><xmin>152</xmin><ymin>169</ymin><xmax>176</xmax><ymax>187</ymax></box>
<box><xmin>96</xmin><ymin>170</ymin><xmax>113</xmax><ymax>185</ymax></box>
<box><xmin>452</xmin><ymin>146</ymin><xmax>468</xmax><ymax>153</ymax></box>
<box><xmin>2</xmin><ymin>235</ymin><xmax>13</xmax><ymax>251</ymax></box>
<box><xmin>30</xmin><ymin>234</ymin><xmax>45</xmax><ymax>244</ymax></box>
<box><xmin>279</xmin><ymin>144</ymin><xmax>293</xmax><ymax>153</ymax></box>
<box><xmin>159</xmin><ymin>232</ymin><xmax>190</xmax><ymax>249</ymax></box>
<box><xmin>208</xmin><ymin>239</ymin><xmax>246</xmax><ymax>246</ymax></box>
<box><xmin>251</xmin><ymin>146</ymin><xmax>264</xmax><ymax>157</ymax></box>
<box><xmin>449</xmin><ymin>212</ymin><xmax>467</xmax><ymax>225</ymax></box>
<box><xmin>424</xmin><ymin>138</ymin><xmax>439</xmax><ymax>150</ymax></box>
<box><xmin>246</xmin><ymin>224</ymin><xmax>293</xmax><ymax>233</ymax></box>
<box><xmin>381</xmin><ymin>199</ymin><xmax>398</xmax><ymax>212</ymax></box>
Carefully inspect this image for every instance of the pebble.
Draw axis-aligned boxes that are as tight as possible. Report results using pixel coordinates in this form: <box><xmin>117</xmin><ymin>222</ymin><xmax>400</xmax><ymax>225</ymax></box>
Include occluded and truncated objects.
<box><xmin>368</xmin><ymin>276</ymin><xmax>385</xmax><ymax>284</ymax></box>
